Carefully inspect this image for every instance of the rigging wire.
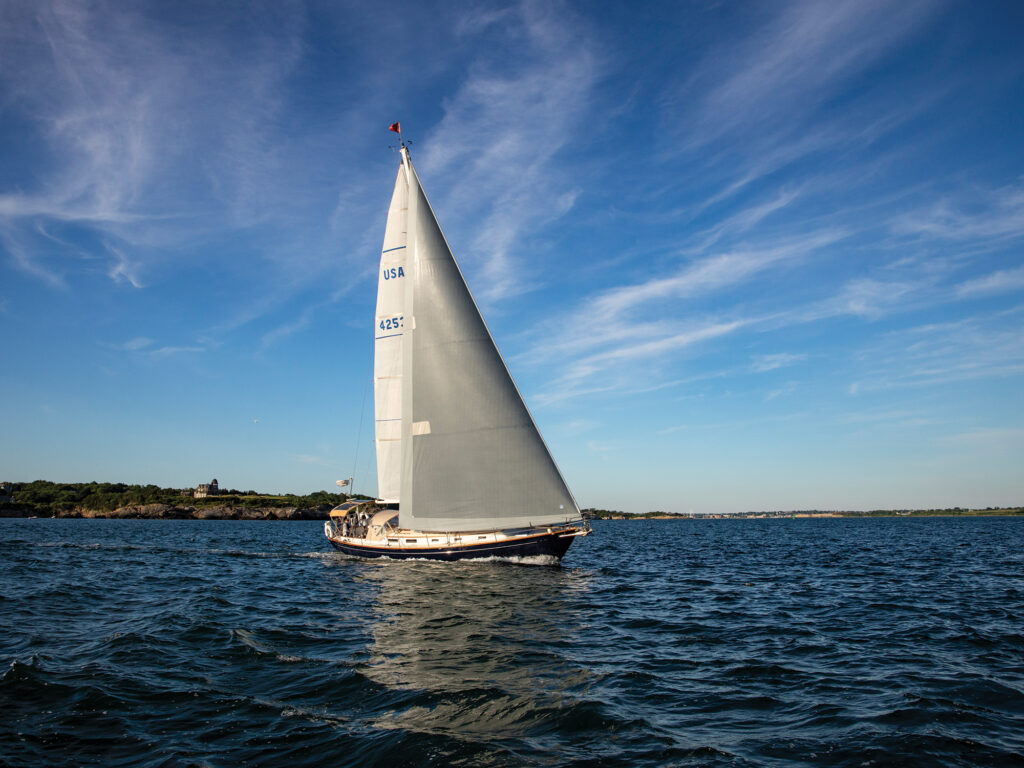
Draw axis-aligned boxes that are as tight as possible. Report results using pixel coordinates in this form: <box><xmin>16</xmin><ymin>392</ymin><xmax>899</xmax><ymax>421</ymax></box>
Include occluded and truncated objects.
<box><xmin>349</xmin><ymin>344</ymin><xmax>374</xmax><ymax>498</ymax></box>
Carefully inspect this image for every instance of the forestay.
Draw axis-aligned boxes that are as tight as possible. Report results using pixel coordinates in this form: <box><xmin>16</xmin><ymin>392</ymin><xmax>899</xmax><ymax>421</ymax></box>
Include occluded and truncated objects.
<box><xmin>397</xmin><ymin>148</ymin><xmax>580</xmax><ymax>532</ymax></box>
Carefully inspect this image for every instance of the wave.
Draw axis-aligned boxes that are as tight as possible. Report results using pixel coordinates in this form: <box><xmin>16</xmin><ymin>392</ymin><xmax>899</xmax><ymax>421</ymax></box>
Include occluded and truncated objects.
<box><xmin>4</xmin><ymin>516</ymin><xmax>1024</xmax><ymax>767</ymax></box>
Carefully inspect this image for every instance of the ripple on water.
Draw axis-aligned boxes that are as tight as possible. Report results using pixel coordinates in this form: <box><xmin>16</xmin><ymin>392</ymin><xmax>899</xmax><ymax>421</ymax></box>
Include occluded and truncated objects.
<box><xmin>2</xmin><ymin>517</ymin><xmax>1024</xmax><ymax>766</ymax></box>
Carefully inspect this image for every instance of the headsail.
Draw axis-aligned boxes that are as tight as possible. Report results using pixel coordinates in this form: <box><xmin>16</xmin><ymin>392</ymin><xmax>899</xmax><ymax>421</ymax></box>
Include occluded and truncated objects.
<box><xmin>373</xmin><ymin>155</ymin><xmax>409</xmax><ymax>503</ymax></box>
<box><xmin>398</xmin><ymin>148</ymin><xmax>580</xmax><ymax>532</ymax></box>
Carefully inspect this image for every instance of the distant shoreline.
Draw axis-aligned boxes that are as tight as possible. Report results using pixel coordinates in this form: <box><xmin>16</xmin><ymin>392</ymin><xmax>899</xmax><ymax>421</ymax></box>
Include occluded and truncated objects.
<box><xmin>3</xmin><ymin>482</ymin><xmax>1021</xmax><ymax>521</ymax></box>
<box><xmin>587</xmin><ymin>509</ymin><xmax>1024</xmax><ymax>520</ymax></box>
<box><xmin>3</xmin><ymin>507</ymin><xmax>1022</xmax><ymax>522</ymax></box>
<box><xmin>0</xmin><ymin>481</ymin><xmax>369</xmax><ymax>521</ymax></box>
<box><xmin>1</xmin><ymin>503</ymin><xmax>332</xmax><ymax>521</ymax></box>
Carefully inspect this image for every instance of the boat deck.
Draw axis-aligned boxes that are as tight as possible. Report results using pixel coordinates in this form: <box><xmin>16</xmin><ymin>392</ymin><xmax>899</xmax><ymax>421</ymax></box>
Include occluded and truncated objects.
<box><xmin>324</xmin><ymin>516</ymin><xmax>588</xmax><ymax>561</ymax></box>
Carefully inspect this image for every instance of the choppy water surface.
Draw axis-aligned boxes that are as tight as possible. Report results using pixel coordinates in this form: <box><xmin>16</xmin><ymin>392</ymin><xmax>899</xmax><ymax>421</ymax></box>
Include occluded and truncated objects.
<box><xmin>2</xmin><ymin>517</ymin><xmax>1023</xmax><ymax>767</ymax></box>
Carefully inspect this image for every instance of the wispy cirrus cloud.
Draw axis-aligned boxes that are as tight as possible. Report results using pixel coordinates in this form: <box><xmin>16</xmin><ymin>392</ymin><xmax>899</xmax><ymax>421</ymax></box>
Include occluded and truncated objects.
<box><xmin>956</xmin><ymin>266</ymin><xmax>1024</xmax><ymax>298</ymax></box>
<box><xmin>593</xmin><ymin>244</ymin><xmax>793</xmax><ymax>318</ymax></box>
<box><xmin>940</xmin><ymin>427</ymin><xmax>1024</xmax><ymax>448</ymax></box>
<box><xmin>895</xmin><ymin>183</ymin><xmax>1024</xmax><ymax>244</ymax></box>
<box><xmin>518</xmin><ymin>2</ymin><xmax>959</xmax><ymax>405</ymax></box>
<box><xmin>835</xmin><ymin>408</ymin><xmax>939</xmax><ymax>429</ymax></box>
<box><xmin>0</xmin><ymin>230</ymin><xmax>67</xmax><ymax>289</ymax></box>
<box><xmin>104</xmin><ymin>241</ymin><xmax>144</xmax><ymax>288</ymax></box>
<box><xmin>103</xmin><ymin>335</ymin><xmax>208</xmax><ymax>359</ymax></box>
<box><xmin>825</xmin><ymin>278</ymin><xmax>917</xmax><ymax>320</ymax></box>
<box><xmin>751</xmin><ymin>353</ymin><xmax>807</xmax><ymax>372</ymax></box>
<box><xmin>528</xmin><ymin>209</ymin><xmax>1016</xmax><ymax>404</ymax></box>
<box><xmin>527</xmin><ymin>227</ymin><xmax>847</xmax><ymax>381</ymax></box>
<box><xmin>676</xmin><ymin>0</ymin><xmax>940</xmax><ymax>149</ymax></box>
<box><xmin>147</xmin><ymin>344</ymin><xmax>207</xmax><ymax>360</ymax></box>
<box><xmin>764</xmin><ymin>382</ymin><xmax>798</xmax><ymax>401</ymax></box>
<box><xmin>0</xmin><ymin>0</ymin><xmax>305</xmax><ymax>288</ymax></box>
<box><xmin>847</xmin><ymin>309</ymin><xmax>1024</xmax><ymax>393</ymax></box>
<box><xmin>652</xmin><ymin>0</ymin><xmax>947</xmax><ymax>218</ymax></box>
<box><xmin>688</xmin><ymin>189</ymin><xmax>803</xmax><ymax>251</ymax></box>
<box><xmin>113</xmin><ymin>337</ymin><xmax>153</xmax><ymax>352</ymax></box>
<box><xmin>563</xmin><ymin>319</ymin><xmax>747</xmax><ymax>383</ymax></box>
<box><xmin>421</xmin><ymin>1</ymin><xmax>600</xmax><ymax>302</ymax></box>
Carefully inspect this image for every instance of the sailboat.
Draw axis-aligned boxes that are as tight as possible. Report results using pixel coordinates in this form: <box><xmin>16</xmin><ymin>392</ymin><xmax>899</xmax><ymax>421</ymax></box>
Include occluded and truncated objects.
<box><xmin>324</xmin><ymin>131</ymin><xmax>589</xmax><ymax>561</ymax></box>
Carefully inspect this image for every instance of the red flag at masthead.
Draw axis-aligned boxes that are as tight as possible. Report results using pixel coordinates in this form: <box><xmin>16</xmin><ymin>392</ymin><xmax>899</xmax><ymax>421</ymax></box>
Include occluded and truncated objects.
<box><xmin>389</xmin><ymin>122</ymin><xmax>401</xmax><ymax>133</ymax></box>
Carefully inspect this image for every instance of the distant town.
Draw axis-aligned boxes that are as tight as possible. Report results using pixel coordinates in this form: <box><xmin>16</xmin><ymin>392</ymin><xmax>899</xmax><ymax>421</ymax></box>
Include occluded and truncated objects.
<box><xmin>582</xmin><ymin>507</ymin><xmax>1024</xmax><ymax>519</ymax></box>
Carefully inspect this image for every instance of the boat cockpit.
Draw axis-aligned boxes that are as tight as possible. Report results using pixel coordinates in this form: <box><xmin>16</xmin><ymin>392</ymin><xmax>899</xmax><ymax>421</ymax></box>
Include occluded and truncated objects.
<box><xmin>325</xmin><ymin>502</ymin><xmax>398</xmax><ymax>541</ymax></box>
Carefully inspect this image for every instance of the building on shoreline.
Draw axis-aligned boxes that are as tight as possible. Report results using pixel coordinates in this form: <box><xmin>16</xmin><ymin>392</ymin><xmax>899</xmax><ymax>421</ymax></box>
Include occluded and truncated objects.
<box><xmin>194</xmin><ymin>479</ymin><xmax>220</xmax><ymax>499</ymax></box>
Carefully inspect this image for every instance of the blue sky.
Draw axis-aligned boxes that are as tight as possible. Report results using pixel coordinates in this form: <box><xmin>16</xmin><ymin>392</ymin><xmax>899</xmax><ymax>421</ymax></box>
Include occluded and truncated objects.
<box><xmin>2</xmin><ymin>0</ymin><xmax>1023</xmax><ymax>513</ymax></box>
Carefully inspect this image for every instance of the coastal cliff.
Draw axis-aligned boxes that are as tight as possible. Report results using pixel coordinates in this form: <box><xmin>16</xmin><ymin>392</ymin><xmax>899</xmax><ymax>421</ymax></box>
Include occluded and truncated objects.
<box><xmin>53</xmin><ymin>503</ymin><xmax>334</xmax><ymax>521</ymax></box>
<box><xmin>0</xmin><ymin>481</ymin><xmax>354</xmax><ymax>520</ymax></box>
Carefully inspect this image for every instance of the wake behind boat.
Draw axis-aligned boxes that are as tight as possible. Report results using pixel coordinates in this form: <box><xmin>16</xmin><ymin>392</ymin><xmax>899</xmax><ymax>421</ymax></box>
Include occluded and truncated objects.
<box><xmin>324</xmin><ymin>127</ymin><xmax>589</xmax><ymax>561</ymax></box>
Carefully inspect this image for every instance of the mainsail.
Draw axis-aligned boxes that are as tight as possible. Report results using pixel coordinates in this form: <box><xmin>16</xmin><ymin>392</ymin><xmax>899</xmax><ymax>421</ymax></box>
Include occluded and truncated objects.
<box><xmin>391</xmin><ymin>148</ymin><xmax>580</xmax><ymax>532</ymax></box>
<box><xmin>373</xmin><ymin>158</ymin><xmax>409</xmax><ymax>503</ymax></box>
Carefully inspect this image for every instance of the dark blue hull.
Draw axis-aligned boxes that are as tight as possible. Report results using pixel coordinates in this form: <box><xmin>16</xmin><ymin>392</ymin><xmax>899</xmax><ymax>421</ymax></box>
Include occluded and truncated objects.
<box><xmin>327</xmin><ymin>530</ymin><xmax>577</xmax><ymax>561</ymax></box>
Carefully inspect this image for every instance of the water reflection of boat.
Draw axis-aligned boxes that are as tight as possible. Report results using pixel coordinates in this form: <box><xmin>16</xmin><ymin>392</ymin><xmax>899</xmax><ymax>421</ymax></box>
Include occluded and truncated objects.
<box><xmin>325</xmin><ymin>129</ymin><xmax>588</xmax><ymax>561</ymax></box>
<box><xmin>357</xmin><ymin>559</ymin><xmax>595</xmax><ymax>740</ymax></box>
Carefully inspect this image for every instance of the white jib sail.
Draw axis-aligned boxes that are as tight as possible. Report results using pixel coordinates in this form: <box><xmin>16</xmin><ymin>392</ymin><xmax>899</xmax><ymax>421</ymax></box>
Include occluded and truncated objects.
<box><xmin>398</xmin><ymin>149</ymin><xmax>580</xmax><ymax>532</ymax></box>
<box><xmin>373</xmin><ymin>156</ymin><xmax>409</xmax><ymax>503</ymax></box>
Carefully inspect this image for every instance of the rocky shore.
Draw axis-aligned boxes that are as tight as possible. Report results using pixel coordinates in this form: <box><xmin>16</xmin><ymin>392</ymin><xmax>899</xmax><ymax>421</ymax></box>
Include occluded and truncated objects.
<box><xmin>16</xmin><ymin>503</ymin><xmax>333</xmax><ymax>521</ymax></box>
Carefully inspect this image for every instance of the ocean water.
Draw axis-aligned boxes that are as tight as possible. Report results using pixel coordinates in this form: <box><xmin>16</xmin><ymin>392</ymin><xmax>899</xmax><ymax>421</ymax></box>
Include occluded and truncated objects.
<box><xmin>2</xmin><ymin>517</ymin><xmax>1023</xmax><ymax>767</ymax></box>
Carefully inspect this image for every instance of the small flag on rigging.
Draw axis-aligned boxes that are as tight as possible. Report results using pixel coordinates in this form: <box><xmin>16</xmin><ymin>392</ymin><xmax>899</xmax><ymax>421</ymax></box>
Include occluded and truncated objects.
<box><xmin>389</xmin><ymin>122</ymin><xmax>401</xmax><ymax>133</ymax></box>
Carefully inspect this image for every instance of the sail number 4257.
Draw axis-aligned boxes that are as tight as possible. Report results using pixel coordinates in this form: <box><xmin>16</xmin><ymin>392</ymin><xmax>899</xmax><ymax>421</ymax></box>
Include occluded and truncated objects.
<box><xmin>379</xmin><ymin>315</ymin><xmax>404</xmax><ymax>331</ymax></box>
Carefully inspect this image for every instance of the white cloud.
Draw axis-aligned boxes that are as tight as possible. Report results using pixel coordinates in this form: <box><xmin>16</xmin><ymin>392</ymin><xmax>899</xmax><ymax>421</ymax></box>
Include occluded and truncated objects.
<box><xmin>898</xmin><ymin>198</ymin><xmax>1024</xmax><ymax>243</ymax></box>
<box><xmin>116</xmin><ymin>337</ymin><xmax>153</xmax><ymax>351</ymax></box>
<box><xmin>846</xmin><ymin>310</ymin><xmax>1024</xmax><ymax>392</ymax></box>
<box><xmin>102</xmin><ymin>336</ymin><xmax>206</xmax><ymax>359</ymax></box>
<box><xmin>148</xmin><ymin>345</ymin><xmax>206</xmax><ymax>359</ymax></box>
<box><xmin>105</xmin><ymin>242</ymin><xmax>144</xmax><ymax>288</ymax></box>
<box><xmin>421</xmin><ymin>1</ymin><xmax>600</xmax><ymax>302</ymax></box>
<box><xmin>261</xmin><ymin>305</ymin><xmax>319</xmax><ymax>350</ymax></box>
<box><xmin>764</xmin><ymin>382</ymin><xmax>798</xmax><ymax>401</ymax></box>
<box><xmin>679</xmin><ymin>0</ymin><xmax>939</xmax><ymax>148</ymax></box>
<box><xmin>751</xmin><ymin>353</ymin><xmax>807</xmax><ymax>372</ymax></box>
<box><xmin>577</xmin><ymin>319</ymin><xmax>746</xmax><ymax>373</ymax></box>
<box><xmin>832</xmin><ymin>278</ymin><xmax>916</xmax><ymax>319</ymax></box>
<box><xmin>524</xmin><ymin>227</ymin><xmax>847</xmax><ymax>390</ymax></box>
<box><xmin>956</xmin><ymin>266</ymin><xmax>1024</xmax><ymax>298</ymax></box>
<box><xmin>836</xmin><ymin>408</ymin><xmax>921</xmax><ymax>425</ymax></box>
<box><xmin>651</xmin><ymin>0</ymin><xmax>947</xmax><ymax>221</ymax></box>
<box><xmin>594</xmin><ymin>249</ymin><xmax>784</xmax><ymax>318</ymax></box>
<box><xmin>942</xmin><ymin>427</ymin><xmax>1024</xmax><ymax>444</ymax></box>
<box><xmin>0</xmin><ymin>231</ymin><xmax>66</xmax><ymax>289</ymax></box>
<box><xmin>0</xmin><ymin>0</ymin><xmax>306</xmax><ymax>287</ymax></box>
<box><xmin>561</xmin><ymin>419</ymin><xmax>600</xmax><ymax>434</ymax></box>
<box><xmin>689</xmin><ymin>189</ymin><xmax>802</xmax><ymax>251</ymax></box>
<box><xmin>536</xmin><ymin>318</ymin><xmax>746</xmax><ymax>405</ymax></box>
